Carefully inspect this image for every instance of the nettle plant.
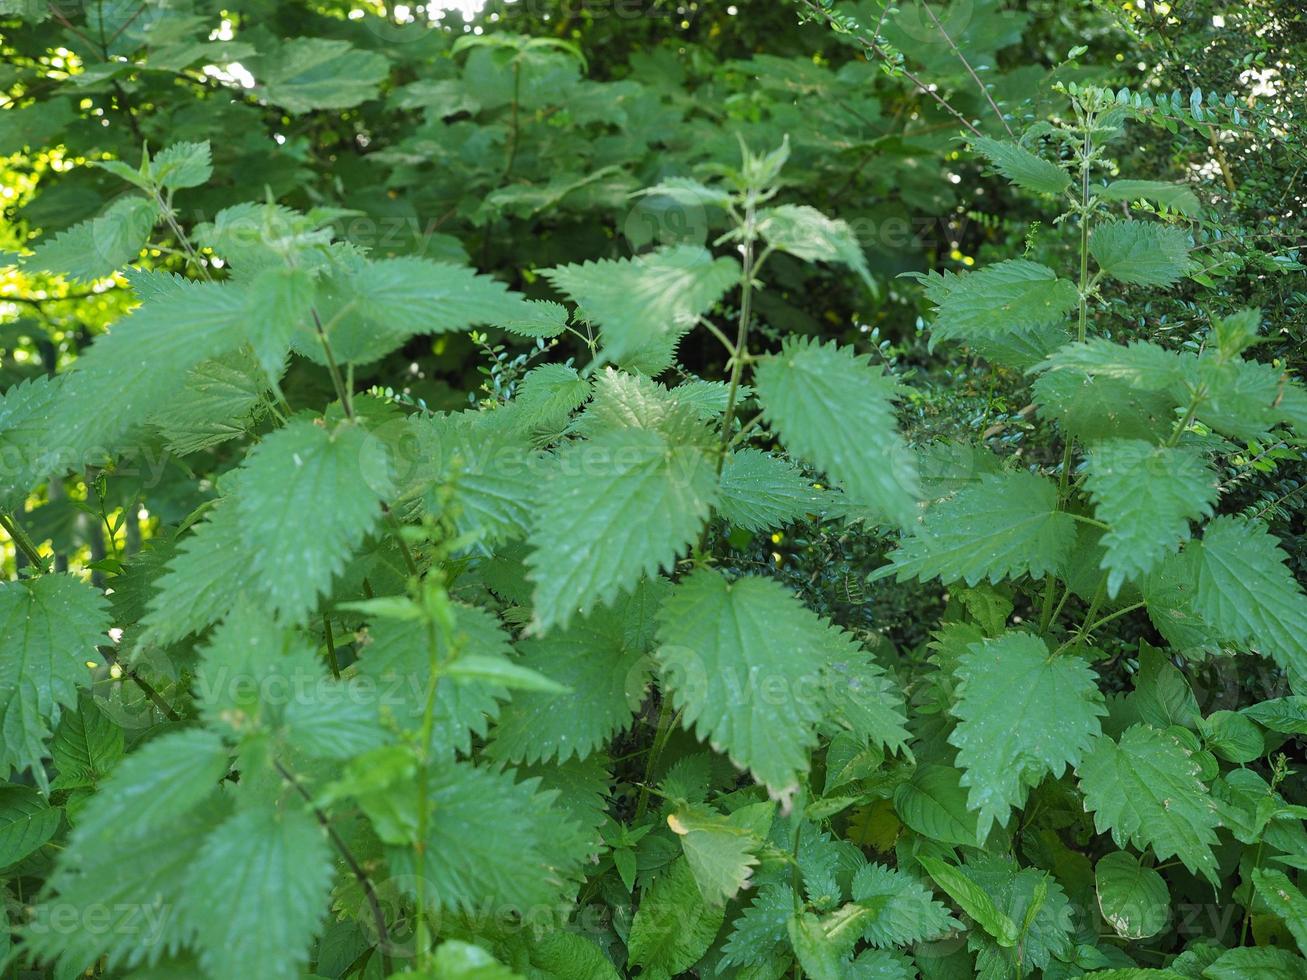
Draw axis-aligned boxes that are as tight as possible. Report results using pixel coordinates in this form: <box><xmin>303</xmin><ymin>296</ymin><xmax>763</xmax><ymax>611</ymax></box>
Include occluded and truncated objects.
<box><xmin>3</xmin><ymin>98</ymin><xmax>1307</xmax><ymax>980</ymax></box>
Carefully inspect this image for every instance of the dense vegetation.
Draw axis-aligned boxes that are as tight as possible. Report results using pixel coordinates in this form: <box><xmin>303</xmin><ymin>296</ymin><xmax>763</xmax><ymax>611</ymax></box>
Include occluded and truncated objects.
<box><xmin>2</xmin><ymin>1</ymin><xmax>1307</xmax><ymax>977</ymax></box>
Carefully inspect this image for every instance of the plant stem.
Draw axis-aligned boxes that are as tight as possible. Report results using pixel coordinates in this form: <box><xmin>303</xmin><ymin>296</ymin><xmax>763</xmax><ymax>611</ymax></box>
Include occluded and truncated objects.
<box><xmin>274</xmin><ymin>759</ymin><xmax>393</xmax><ymax>974</ymax></box>
<box><xmin>100</xmin><ymin>646</ymin><xmax>181</xmax><ymax>720</ymax></box>
<box><xmin>0</xmin><ymin>512</ymin><xmax>48</xmax><ymax>572</ymax></box>
<box><xmin>312</xmin><ymin>308</ymin><xmax>354</xmax><ymax>419</ymax></box>
<box><xmin>1058</xmin><ymin>108</ymin><xmax>1096</xmax><ymax>503</ymax></box>
<box><xmin>716</xmin><ymin>211</ymin><xmax>762</xmax><ymax>476</ymax></box>
<box><xmin>323</xmin><ymin>617</ymin><xmax>340</xmax><ymax>679</ymax></box>
<box><xmin>634</xmin><ymin>696</ymin><xmax>675</xmax><ymax>821</ymax></box>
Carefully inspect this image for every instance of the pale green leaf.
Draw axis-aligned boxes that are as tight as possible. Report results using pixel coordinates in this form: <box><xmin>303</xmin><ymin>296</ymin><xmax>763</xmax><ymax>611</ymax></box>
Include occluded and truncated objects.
<box><xmin>949</xmin><ymin>632</ymin><xmax>1105</xmax><ymax>838</ymax></box>
<box><xmin>526</xmin><ymin>422</ymin><xmax>717</xmax><ymax>633</ymax></box>
<box><xmin>259</xmin><ymin>38</ymin><xmax>390</xmax><ymax>113</ymax></box>
<box><xmin>1085</xmin><ymin>439</ymin><xmax>1218</xmax><ymax>596</ymax></box>
<box><xmin>917</xmin><ymin>856</ymin><xmax>1018</xmax><ymax>947</ymax></box>
<box><xmin>754</xmin><ymin>336</ymin><xmax>919</xmax><ymax>527</ymax></box>
<box><xmin>627</xmin><ymin>858</ymin><xmax>724</xmax><ymax>976</ymax></box>
<box><xmin>26</xmin><ymin>195</ymin><xmax>157</xmax><ymax>283</ymax></box>
<box><xmin>655</xmin><ymin>569</ymin><xmax>863</xmax><ymax>795</ymax></box>
<box><xmin>918</xmin><ymin>259</ymin><xmax>1079</xmax><ymax>347</ymax></box>
<box><xmin>718</xmin><ymin>449</ymin><xmax>822</xmax><ymax>532</ymax></box>
<box><xmin>1077</xmin><ymin>724</ymin><xmax>1220</xmax><ymax>883</ymax></box>
<box><xmin>1089</xmin><ymin>220</ymin><xmax>1192</xmax><ymax>287</ymax></box>
<box><xmin>542</xmin><ymin>244</ymin><xmax>738</xmax><ymax>364</ymax></box>
<box><xmin>0</xmin><ymin>575</ymin><xmax>109</xmax><ymax>784</ymax></box>
<box><xmin>1096</xmin><ymin>179</ymin><xmax>1201</xmax><ymax>217</ymax></box>
<box><xmin>874</xmin><ymin>471</ymin><xmax>1075</xmax><ymax>586</ymax></box>
<box><xmin>971</xmin><ymin>136</ymin><xmax>1072</xmax><ymax>196</ymax></box>
<box><xmin>232</xmin><ymin>418</ymin><xmax>393</xmax><ymax>622</ymax></box>
<box><xmin>757</xmin><ymin>203</ymin><xmax>874</xmax><ymax>289</ymax></box>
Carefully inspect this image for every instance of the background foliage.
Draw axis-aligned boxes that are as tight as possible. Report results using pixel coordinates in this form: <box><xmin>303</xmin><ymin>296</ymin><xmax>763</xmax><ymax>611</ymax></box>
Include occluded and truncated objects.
<box><xmin>2</xmin><ymin>0</ymin><xmax>1307</xmax><ymax>978</ymax></box>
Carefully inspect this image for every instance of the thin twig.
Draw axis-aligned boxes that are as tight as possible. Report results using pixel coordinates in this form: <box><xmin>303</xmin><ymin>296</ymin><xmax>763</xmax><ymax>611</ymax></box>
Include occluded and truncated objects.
<box><xmin>799</xmin><ymin>0</ymin><xmax>983</xmax><ymax>138</ymax></box>
<box><xmin>99</xmin><ymin>646</ymin><xmax>181</xmax><ymax>721</ymax></box>
<box><xmin>919</xmin><ymin>0</ymin><xmax>1014</xmax><ymax>136</ymax></box>
<box><xmin>274</xmin><ymin>759</ymin><xmax>394</xmax><ymax>973</ymax></box>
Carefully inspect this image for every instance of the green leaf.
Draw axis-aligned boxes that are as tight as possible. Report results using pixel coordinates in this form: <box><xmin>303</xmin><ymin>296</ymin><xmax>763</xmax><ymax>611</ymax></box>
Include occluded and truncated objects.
<box><xmin>510</xmin><ymin>363</ymin><xmax>592</xmax><ymax>436</ymax></box>
<box><xmin>1253</xmin><ymin>867</ymin><xmax>1307</xmax><ymax>956</ymax></box>
<box><xmin>409</xmin><ymin>412</ymin><xmax>540</xmax><ymax>546</ymax></box>
<box><xmin>526</xmin><ymin>421</ymin><xmax>717</xmax><ymax>633</ymax></box>
<box><xmin>668</xmin><ymin>803</ymin><xmax>768</xmax><ymax>904</ymax></box>
<box><xmin>152</xmin><ymin>350</ymin><xmax>269</xmax><ymax>455</ymax></box>
<box><xmin>0</xmin><ymin>785</ymin><xmax>60</xmax><ymax>866</ymax></box>
<box><xmin>529</xmin><ymin>931</ymin><xmax>620</xmax><ymax>980</ymax></box>
<box><xmin>197</xmin><ymin>602</ymin><xmax>385</xmax><ymax>759</ymax></box>
<box><xmin>655</xmin><ymin>569</ymin><xmax>863</xmax><ymax>795</ymax></box>
<box><xmin>1200</xmin><ymin>710</ymin><xmax>1263</xmax><ymax>763</ymax></box>
<box><xmin>61</xmin><ymin>280</ymin><xmax>251</xmax><ymax>457</ymax></box>
<box><xmin>50</xmin><ymin>692</ymin><xmax>123</xmax><ymax>791</ymax></box>
<box><xmin>26</xmin><ymin>195</ymin><xmax>157</xmax><ymax>283</ymax></box>
<box><xmin>1188</xmin><ymin>516</ymin><xmax>1307</xmax><ymax>684</ymax></box>
<box><xmin>971</xmin><ymin>136</ymin><xmax>1072</xmax><ymax>196</ymax></box>
<box><xmin>1032</xmin><ymin>367</ymin><xmax>1177</xmax><ymax>444</ymax></box>
<box><xmin>1095</xmin><ymin>851</ymin><xmax>1169</xmax><ymax>939</ymax></box>
<box><xmin>949</xmin><ymin>632</ymin><xmax>1106</xmax><ymax>838</ymax></box>
<box><xmin>259</xmin><ymin>38</ymin><xmax>390</xmax><ymax>113</ymax></box>
<box><xmin>754</xmin><ymin>336</ymin><xmax>919</xmax><ymax>527</ymax></box>
<box><xmin>0</xmin><ymin>575</ymin><xmax>109</xmax><ymax>785</ymax></box>
<box><xmin>720</xmin><ymin>883</ymin><xmax>795</xmax><ymax>969</ymax></box>
<box><xmin>1243</xmin><ymin>697</ymin><xmax>1307</xmax><ymax>735</ymax></box>
<box><xmin>356</xmin><ymin>603</ymin><xmax>516</xmax><ymax>757</ymax></box>
<box><xmin>627</xmin><ymin>858</ymin><xmax>724</xmax><ymax>976</ymax></box>
<box><xmin>874</xmin><ymin>471</ymin><xmax>1075</xmax><ymax>586</ymax></box>
<box><xmin>66</xmin><ymin>728</ymin><xmax>230</xmax><ymax>837</ymax></box>
<box><xmin>850</xmin><ymin>862</ymin><xmax>959</xmax><ymax>947</ymax></box>
<box><xmin>542</xmin><ymin>244</ymin><xmax>738</xmax><ymax>364</ymax></box>
<box><xmin>1202</xmin><ymin>947</ymin><xmax>1307</xmax><ymax>979</ymax></box>
<box><xmin>1077</xmin><ymin>724</ymin><xmax>1220</xmax><ymax>884</ymax></box>
<box><xmin>1096</xmin><ymin>179</ymin><xmax>1202</xmax><ymax>217</ymax></box>
<box><xmin>428</xmin><ymin>940</ymin><xmax>522</xmax><ymax>978</ymax></box>
<box><xmin>1089</xmin><ymin>220</ymin><xmax>1192</xmax><ymax>287</ymax></box>
<box><xmin>917</xmin><ymin>259</ymin><xmax>1079</xmax><ymax>347</ymax></box>
<box><xmin>324</xmin><ymin>257</ymin><xmax>529</xmax><ymax>364</ymax></box>
<box><xmin>1085</xmin><ymin>440</ymin><xmax>1219</xmax><ymax>596</ymax></box>
<box><xmin>150</xmin><ymin>140</ymin><xmax>213</xmax><ymax>190</ymax></box>
<box><xmin>893</xmin><ymin>764</ymin><xmax>981</xmax><ymax>847</ymax></box>
<box><xmin>917</xmin><ymin>856</ymin><xmax>1019</xmax><ymax>947</ymax></box>
<box><xmin>181</xmin><ymin>804</ymin><xmax>333</xmax><ymax>980</ymax></box>
<box><xmin>757</xmin><ymin>203</ymin><xmax>874</xmax><ymax>289</ymax></box>
<box><xmin>1129</xmin><ymin>643</ymin><xmax>1201</xmax><ymax>730</ymax></box>
<box><xmin>245</xmin><ymin>266</ymin><xmax>313</xmax><ymax>383</ymax></box>
<box><xmin>27</xmin><ymin>799</ymin><xmax>226</xmax><ymax>972</ymax></box>
<box><xmin>232</xmin><ymin>418</ymin><xmax>394</xmax><ymax>622</ymax></box>
<box><xmin>489</xmin><ymin>581</ymin><xmax>664</xmax><ymax>763</ymax></box>
<box><xmin>145</xmin><ymin>501</ymin><xmax>249</xmax><ymax>645</ymax></box>
<box><xmin>718</xmin><ymin>449</ymin><xmax>822</xmax><ymax>532</ymax></box>
<box><xmin>385</xmin><ymin>760</ymin><xmax>588</xmax><ymax>914</ymax></box>
<box><xmin>788</xmin><ymin>909</ymin><xmax>858</xmax><ymax>980</ymax></box>
<box><xmin>497</xmin><ymin>299</ymin><xmax>570</xmax><ymax>339</ymax></box>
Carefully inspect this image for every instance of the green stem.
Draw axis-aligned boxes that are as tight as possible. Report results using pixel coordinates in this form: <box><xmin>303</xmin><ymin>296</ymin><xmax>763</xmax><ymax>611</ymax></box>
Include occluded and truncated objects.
<box><xmin>274</xmin><ymin>759</ymin><xmax>393</xmax><ymax>974</ymax></box>
<box><xmin>1059</xmin><ymin>111</ymin><xmax>1096</xmax><ymax>503</ymax></box>
<box><xmin>634</xmin><ymin>696</ymin><xmax>675</xmax><ymax>821</ymax></box>
<box><xmin>312</xmin><ymin>308</ymin><xmax>354</xmax><ymax>419</ymax></box>
<box><xmin>716</xmin><ymin>217</ymin><xmax>764</xmax><ymax>477</ymax></box>
<box><xmin>0</xmin><ymin>512</ymin><xmax>48</xmax><ymax>572</ymax></box>
<box><xmin>322</xmin><ymin>616</ymin><xmax>340</xmax><ymax>679</ymax></box>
